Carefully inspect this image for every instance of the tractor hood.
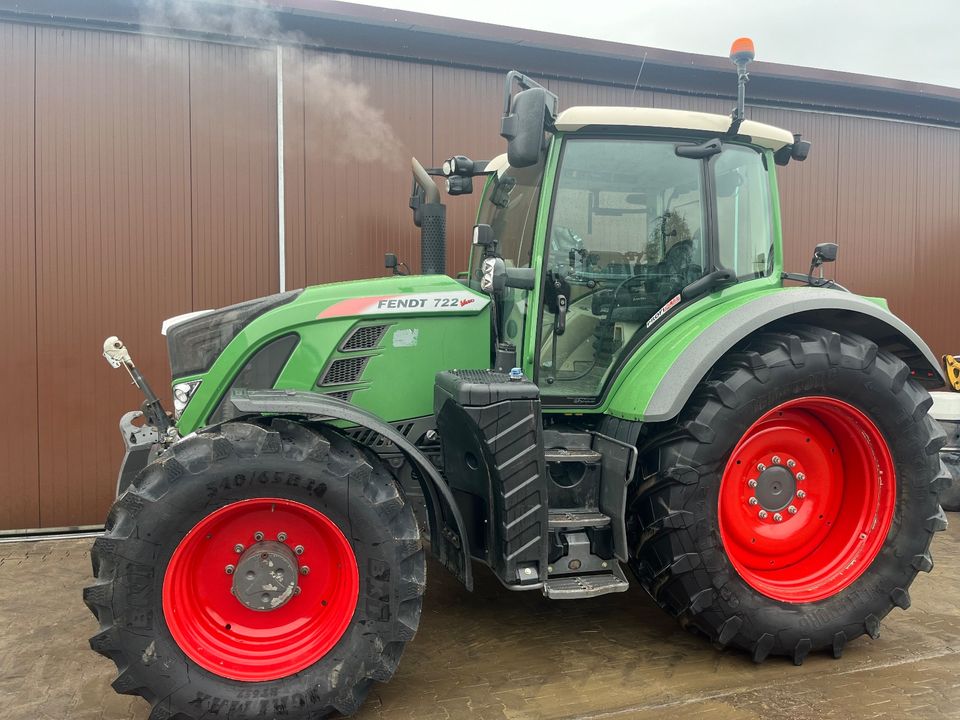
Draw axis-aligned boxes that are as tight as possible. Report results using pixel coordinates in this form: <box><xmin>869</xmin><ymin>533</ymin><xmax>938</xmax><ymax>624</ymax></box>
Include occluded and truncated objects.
<box><xmin>170</xmin><ymin>274</ymin><xmax>492</xmax><ymax>433</ymax></box>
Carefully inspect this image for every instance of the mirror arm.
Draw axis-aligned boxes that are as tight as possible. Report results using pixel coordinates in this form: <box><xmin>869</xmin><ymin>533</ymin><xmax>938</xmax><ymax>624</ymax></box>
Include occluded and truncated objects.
<box><xmin>504</xmin><ymin>267</ymin><xmax>536</xmax><ymax>291</ymax></box>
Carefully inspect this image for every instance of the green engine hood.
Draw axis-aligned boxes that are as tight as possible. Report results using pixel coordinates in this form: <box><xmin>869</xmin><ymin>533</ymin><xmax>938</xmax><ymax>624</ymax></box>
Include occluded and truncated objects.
<box><xmin>174</xmin><ymin>274</ymin><xmax>492</xmax><ymax>433</ymax></box>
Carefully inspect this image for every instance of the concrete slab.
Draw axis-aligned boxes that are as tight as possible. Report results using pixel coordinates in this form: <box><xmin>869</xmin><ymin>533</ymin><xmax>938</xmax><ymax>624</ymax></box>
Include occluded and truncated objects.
<box><xmin>1</xmin><ymin>524</ymin><xmax>958</xmax><ymax>720</ymax></box>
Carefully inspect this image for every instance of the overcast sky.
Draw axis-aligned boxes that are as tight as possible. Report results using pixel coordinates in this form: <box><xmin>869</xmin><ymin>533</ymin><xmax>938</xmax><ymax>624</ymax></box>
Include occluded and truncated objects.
<box><xmin>348</xmin><ymin>0</ymin><xmax>960</xmax><ymax>89</ymax></box>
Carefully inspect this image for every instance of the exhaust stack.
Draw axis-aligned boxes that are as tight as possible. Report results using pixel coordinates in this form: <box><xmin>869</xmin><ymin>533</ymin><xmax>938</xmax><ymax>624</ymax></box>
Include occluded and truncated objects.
<box><xmin>410</xmin><ymin>158</ymin><xmax>446</xmax><ymax>275</ymax></box>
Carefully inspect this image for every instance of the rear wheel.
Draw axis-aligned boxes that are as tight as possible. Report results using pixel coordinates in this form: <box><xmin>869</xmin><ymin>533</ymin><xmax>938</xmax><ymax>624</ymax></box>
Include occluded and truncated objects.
<box><xmin>85</xmin><ymin>419</ymin><xmax>424</xmax><ymax>719</ymax></box>
<box><xmin>628</xmin><ymin>325</ymin><xmax>950</xmax><ymax>663</ymax></box>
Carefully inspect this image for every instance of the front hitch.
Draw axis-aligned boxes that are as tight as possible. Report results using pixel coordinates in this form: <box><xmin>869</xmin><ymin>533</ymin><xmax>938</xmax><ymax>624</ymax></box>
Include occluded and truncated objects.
<box><xmin>102</xmin><ymin>336</ymin><xmax>173</xmax><ymax>434</ymax></box>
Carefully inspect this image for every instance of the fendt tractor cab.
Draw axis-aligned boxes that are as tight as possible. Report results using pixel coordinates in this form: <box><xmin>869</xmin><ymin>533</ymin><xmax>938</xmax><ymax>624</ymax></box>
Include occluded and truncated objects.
<box><xmin>90</xmin><ymin>40</ymin><xmax>949</xmax><ymax>719</ymax></box>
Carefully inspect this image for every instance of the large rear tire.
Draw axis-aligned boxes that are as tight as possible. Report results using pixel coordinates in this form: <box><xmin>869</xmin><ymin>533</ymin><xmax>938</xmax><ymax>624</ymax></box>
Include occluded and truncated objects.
<box><xmin>628</xmin><ymin>325</ymin><xmax>949</xmax><ymax>664</ymax></box>
<box><xmin>85</xmin><ymin>419</ymin><xmax>425</xmax><ymax>719</ymax></box>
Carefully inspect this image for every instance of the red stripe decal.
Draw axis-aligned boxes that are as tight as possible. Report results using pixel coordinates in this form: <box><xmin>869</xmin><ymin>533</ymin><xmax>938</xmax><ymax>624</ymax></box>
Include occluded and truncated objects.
<box><xmin>316</xmin><ymin>296</ymin><xmax>396</xmax><ymax>319</ymax></box>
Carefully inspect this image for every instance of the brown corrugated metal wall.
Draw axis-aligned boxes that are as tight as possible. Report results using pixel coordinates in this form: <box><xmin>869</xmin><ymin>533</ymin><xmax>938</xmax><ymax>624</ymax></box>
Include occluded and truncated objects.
<box><xmin>0</xmin><ymin>22</ymin><xmax>40</xmax><ymax>531</ymax></box>
<box><xmin>1</xmin><ymin>19</ymin><xmax>959</xmax><ymax>530</ymax></box>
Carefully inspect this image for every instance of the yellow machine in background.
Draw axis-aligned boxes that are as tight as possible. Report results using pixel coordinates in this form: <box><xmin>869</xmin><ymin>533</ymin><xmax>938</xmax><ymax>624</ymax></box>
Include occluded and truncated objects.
<box><xmin>943</xmin><ymin>355</ymin><xmax>960</xmax><ymax>392</ymax></box>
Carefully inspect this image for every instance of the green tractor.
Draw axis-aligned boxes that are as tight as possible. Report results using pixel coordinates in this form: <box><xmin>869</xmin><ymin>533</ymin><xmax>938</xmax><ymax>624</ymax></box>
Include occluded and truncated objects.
<box><xmin>88</xmin><ymin>39</ymin><xmax>949</xmax><ymax>719</ymax></box>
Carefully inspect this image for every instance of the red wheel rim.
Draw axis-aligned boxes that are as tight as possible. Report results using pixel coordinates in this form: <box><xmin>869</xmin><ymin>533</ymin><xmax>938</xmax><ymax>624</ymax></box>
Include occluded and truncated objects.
<box><xmin>162</xmin><ymin>498</ymin><xmax>359</xmax><ymax>681</ymax></box>
<box><xmin>718</xmin><ymin>397</ymin><xmax>895</xmax><ymax>603</ymax></box>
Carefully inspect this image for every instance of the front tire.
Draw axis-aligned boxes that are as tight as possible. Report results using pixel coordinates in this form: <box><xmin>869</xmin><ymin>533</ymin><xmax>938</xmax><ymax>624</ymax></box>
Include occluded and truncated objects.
<box><xmin>628</xmin><ymin>325</ymin><xmax>950</xmax><ymax>664</ymax></box>
<box><xmin>85</xmin><ymin>419</ymin><xmax>425</xmax><ymax>719</ymax></box>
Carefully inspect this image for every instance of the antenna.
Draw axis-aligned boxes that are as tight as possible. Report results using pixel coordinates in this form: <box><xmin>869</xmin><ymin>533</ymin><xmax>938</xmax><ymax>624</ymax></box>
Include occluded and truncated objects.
<box><xmin>728</xmin><ymin>37</ymin><xmax>755</xmax><ymax>135</ymax></box>
<box><xmin>631</xmin><ymin>51</ymin><xmax>648</xmax><ymax>105</ymax></box>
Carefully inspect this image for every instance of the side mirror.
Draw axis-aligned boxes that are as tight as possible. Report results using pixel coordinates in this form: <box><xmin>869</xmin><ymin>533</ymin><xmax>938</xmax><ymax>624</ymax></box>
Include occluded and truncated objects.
<box><xmin>500</xmin><ymin>72</ymin><xmax>558</xmax><ymax>169</ymax></box>
<box><xmin>814</xmin><ymin>242</ymin><xmax>838</xmax><ymax>264</ymax></box>
<box><xmin>501</xmin><ymin>88</ymin><xmax>551</xmax><ymax>168</ymax></box>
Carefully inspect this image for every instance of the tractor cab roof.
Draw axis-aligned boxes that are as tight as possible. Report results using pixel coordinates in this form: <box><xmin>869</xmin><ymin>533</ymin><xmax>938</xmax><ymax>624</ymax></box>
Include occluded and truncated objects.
<box><xmin>554</xmin><ymin>107</ymin><xmax>795</xmax><ymax>151</ymax></box>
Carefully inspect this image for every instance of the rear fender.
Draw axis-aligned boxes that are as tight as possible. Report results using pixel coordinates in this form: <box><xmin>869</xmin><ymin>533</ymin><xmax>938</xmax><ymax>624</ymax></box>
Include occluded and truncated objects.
<box><xmin>230</xmin><ymin>389</ymin><xmax>473</xmax><ymax>590</ymax></box>
<box><xmin>611</xmin><ymin>287</ymin><xmax>944</xmax><ymax>423</ymax></box>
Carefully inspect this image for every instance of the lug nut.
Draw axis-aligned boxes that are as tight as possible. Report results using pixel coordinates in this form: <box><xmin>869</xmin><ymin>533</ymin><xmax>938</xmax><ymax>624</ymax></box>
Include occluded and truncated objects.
<box><xmin>748</xmin><ymin>479</ymin><xmax>758</xmax><ymax>488</ymax></box>
<box><xmin>796</xmin><ymin>472</ymin><xmax>806</xmax><ymax>481</ymax></box>
<box><xmin>748</xmin><ymin>497</ymin><xmax>759</xmax><ymax>506</ymax></box>
<box><xmin>774</xmin><ymin>513</ymin><xmax>783</xmax><ymax>522</ymax></box>
<box><xmin>788</xmin><ymin>505</ymin><xmax>798</xmax><ymax>515</ymax></box>
<box><xmin>294</xmin><ymin>586</ymin><xmax>302</xmax><ymax>595</ymax></box>
<box><xmin>787</xmin><ymin>459</ymin><xmax>796</xmax><ymax>468</ymax></box>
<box><xmin>758</xmin><ymin>510</ymin><xmax>768</xmax><ymax>519</ymax></box>
<box><xmin>224</xmin><ymin>564</ymin><xmax>235</xmax><ymax>575</ymax></box>
<box><xmin>294</xmin><ymin>545</ymin><xmax>305</xmax><ymax>556</ymax></box>
<box><xmin>757</xmin><ymin>463</ymin><xmax>766</xmax><ymax>472</ymax></box>
<box><xmin>797</xmin><ymin>489</ymin><xmax>806</xmax><ymax>499</ymax></box>
<box><xmin>277</xmin><ymin>532</ymin><xmax>288</xmax><ymax>542</ymax></box>
<box><xmin>254</xmin><ymin>531</ymin><xmax>264</xmax><ymax>542</ymax></box>
<box><xmin>233</xmin><ymin>544</ymin><xmax>244</xmax><ymax>554</ymax></box>
<box><xmin>772</xmin><ymin>455</ymin><xmax>781</xmax><ymax>465</ymax></box>
<box><xmin>300</xmin><ymin>565</ymin><xmax>310</xmax><ymax>575</ymax></box>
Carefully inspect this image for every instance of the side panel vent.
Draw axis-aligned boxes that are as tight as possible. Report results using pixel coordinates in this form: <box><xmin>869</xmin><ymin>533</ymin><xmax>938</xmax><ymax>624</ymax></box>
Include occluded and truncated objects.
<box><xmin>325</xmin><ymin>390</ymin><xmax>353</xmax><ymax>402</ymax></box>
<box><xmin>340</xmin><ymin>325</ymin><xmax>388</xmax><ymax>352</ymax></box>
<box><xmin>319</xmin><ymin>356</ymin><xmax>368</xmax><ymax>386</ymax></box>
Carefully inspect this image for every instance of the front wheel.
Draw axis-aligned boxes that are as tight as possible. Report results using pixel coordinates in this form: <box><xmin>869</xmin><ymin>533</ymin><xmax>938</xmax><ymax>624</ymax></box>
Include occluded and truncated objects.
<box><xmin>628</xmin><ymin>325</ymin><xmax>949</xmax><ymax>664</ymax></box>
<box><xmin>85</xmin><ymin>419</ymin><xmax>425</xmax><ymax>719</ymax></box>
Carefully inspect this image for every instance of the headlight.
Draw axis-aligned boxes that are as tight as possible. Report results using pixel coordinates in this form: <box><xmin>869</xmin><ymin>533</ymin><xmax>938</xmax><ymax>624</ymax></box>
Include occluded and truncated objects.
<box><xmin>165</xmin><ymin>290</ymin><xmax>301</xmax><ymax>379</ymax></box>
<box><xmin>172</xmin><ymin>380</ymin><xmax>202</xmax><ymax>419</ymax></box>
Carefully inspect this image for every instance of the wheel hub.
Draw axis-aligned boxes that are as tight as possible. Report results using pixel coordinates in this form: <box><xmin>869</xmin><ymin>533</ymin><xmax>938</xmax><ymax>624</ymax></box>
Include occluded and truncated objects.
<box><xmin>755</xmin><ymin>465</ymin><xmax>796</xmax><ymax>512</ymax></box>
<box><xmin>233</xmin><ymin>541</ymin><xmax>299</xmax><ymax>611</ymax></box>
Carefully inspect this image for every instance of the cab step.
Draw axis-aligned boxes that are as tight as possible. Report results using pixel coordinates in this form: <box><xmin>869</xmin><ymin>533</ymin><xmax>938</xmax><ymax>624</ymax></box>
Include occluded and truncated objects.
<box><xmin>548</xmin><ymin>509</ymin><xmax>611</xmax><ymax>529</ymax></box>
<box><xmin>542</xmin><ymin>562</ymin><xmax>630</xmax><ymax>599</ymax></box>
<box><xmin>544</xmin><ymin>447</ymin><xmax>603</xmax><ymax>464</ymax></box>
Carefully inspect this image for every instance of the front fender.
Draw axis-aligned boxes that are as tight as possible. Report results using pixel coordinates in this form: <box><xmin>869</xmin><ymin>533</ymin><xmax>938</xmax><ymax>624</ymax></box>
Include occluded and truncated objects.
<box><xmin>608</xmin><ymin>287</ymin><xmax>944</xmax><ymax>423</ymax></box>
<box><xmin>230</xmin><ymin>389</ymin><xmax>473</xmax><ymax>590</ymax></box>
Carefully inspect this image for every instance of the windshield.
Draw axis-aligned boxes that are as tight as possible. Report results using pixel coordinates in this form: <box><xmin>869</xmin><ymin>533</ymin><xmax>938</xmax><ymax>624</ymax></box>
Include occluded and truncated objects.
<box><xmin>468</xmin><ymin>157</ymin><xmax>545</xmax><ymax>349</ymax></box>
<box><xmin>538</xmin><ymin>137</ymin><xmax>773</xmax><ymax>399</ymax></box>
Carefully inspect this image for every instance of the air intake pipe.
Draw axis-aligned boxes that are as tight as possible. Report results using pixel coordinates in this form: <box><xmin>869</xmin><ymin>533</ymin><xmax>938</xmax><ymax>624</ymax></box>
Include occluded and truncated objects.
<box><xmin>411</xmin><ymin>158</ymin><xmax>446</xmax><ymax>275</ymax></box>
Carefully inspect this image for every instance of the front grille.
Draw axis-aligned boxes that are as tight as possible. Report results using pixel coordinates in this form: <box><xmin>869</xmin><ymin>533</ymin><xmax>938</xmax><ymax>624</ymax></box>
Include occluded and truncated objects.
<box><xmin>341</xmin><ymin>325</ymin><xmax>388</xmax><ymax>352</ymax></box>
<box><xmin>319</xmin><ymin>356</ymin><xmax>368</xmax><ymax>386</ymax></box>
